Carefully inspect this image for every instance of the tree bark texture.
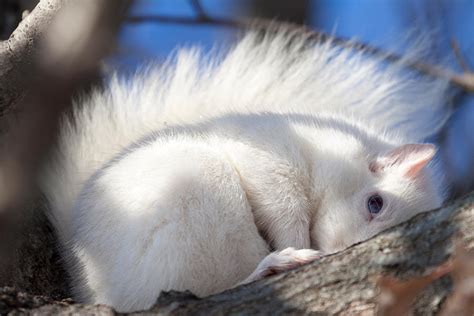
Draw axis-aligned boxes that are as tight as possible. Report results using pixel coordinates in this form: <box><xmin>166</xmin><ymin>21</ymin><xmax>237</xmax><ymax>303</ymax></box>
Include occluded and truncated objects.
<box><xmin>0</xmin><ymin>0</ymin><xmax>64</xmax><ymax>117</ymax></box>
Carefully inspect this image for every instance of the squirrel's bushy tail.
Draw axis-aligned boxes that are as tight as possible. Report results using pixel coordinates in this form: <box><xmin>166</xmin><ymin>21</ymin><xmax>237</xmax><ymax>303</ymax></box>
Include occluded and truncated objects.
<box><xmin>40</xmin><ymin>26</ymin><xmax>450</xmax><ymax>242</ymax></box>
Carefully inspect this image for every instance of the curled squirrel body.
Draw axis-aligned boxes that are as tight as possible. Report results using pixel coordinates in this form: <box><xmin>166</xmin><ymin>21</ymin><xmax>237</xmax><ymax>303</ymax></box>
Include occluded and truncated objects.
<box><xmin>40</xmin><ymin>27</ymin><xmax>448</xmax><ymax>312</ymax></box>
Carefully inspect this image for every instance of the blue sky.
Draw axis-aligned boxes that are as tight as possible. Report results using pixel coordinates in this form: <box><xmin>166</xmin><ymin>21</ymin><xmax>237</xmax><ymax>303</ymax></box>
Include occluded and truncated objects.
<box><xmin>120</xmin><ymin>0</ymin><xmax>473</xmax><ymax>65</ymax></box>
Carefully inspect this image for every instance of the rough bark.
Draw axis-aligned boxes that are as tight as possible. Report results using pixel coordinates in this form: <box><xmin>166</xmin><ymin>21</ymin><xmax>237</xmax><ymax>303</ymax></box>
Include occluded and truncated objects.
<box><xmin>1</xmin><ymin>193</ymin><xmax>472</xmax><ymax>315</ymax></box>
<box><xmin>0</xmin><ymin>0</ymin><xmax>64</xmax><ymax>117</ymax></box>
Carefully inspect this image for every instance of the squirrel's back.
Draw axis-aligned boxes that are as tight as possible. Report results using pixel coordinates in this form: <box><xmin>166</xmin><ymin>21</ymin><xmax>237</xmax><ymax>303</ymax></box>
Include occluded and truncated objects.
<box><xmin>40</xmin><ymin>26</ymin><xmax>449</xmax><ymax>243</ymax></box>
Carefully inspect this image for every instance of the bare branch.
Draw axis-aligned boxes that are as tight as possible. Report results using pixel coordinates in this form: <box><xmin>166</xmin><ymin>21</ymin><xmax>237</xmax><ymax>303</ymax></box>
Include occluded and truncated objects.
<box><xmin>451</xmin><ymin>39</ymin><xmax>471</xmax><ymax>73</ymax></box>
<box><xmin>0</xmin><ymin>0</ymin><xmax>131</xmax><ymax>284</ymax></box>
<box><xmin>126</xmin><ymin>14</ymin><xmax>242</xmax><ymax>27</ymax></box>
<box><xmin>0</xmin><ymin>0</ymin><xmax>131</xmax><ymax>210</ymax></box>
<box><xmin>189</xmin><ymin>0</ymin><xmax>207</xmax><ymax>20</ymax></box>
<box><xmin>0</xmin><ymin>0</ymin><xmax>64</xmax><ymax>116</ymax></box>
<box><xmin>125</xmin><ymin>15</ymin><xmax>474</xmax><ymax>93</ymax></box>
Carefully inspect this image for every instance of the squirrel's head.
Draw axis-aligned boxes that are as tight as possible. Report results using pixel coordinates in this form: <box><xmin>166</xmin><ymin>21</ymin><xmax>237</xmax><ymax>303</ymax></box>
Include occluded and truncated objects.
<box><xmin>310</xmin><ymin>142</ymin><xmax>443</xmax><ymax>253</ymax></box>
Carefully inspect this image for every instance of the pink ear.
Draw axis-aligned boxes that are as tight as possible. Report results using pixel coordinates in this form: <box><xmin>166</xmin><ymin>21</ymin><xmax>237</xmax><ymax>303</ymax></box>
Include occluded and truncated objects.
<box><xmin>369</xmin><ymin>144</ymin><xmax>436</xmax><ymax>178</ymax></box>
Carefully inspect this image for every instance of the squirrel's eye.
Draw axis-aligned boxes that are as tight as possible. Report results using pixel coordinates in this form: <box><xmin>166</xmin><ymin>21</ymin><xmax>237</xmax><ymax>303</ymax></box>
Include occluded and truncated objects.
<box><xmin>367</xmin><ymin>194</ymin><xmax>384</xmax><ymax>214</ymax></box>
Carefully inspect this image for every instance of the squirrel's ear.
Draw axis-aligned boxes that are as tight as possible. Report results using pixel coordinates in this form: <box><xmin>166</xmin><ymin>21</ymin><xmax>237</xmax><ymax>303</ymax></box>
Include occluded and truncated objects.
<box><xmin>369</xmin><ymin>143</ymin><xmax>436</xmax><ymax>178</ymax></box>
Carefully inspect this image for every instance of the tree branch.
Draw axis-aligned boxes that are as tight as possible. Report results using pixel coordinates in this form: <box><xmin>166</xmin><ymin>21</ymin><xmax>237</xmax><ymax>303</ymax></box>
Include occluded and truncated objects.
<box><xmin>126</xmin><ymin>13</ymin><xmax>474</xmax><ymax>94</ymax></box>
<box><xmin>0</xmin><ymin>0</ymin><xmax>131</xmax><ymax>288</ymax></box>
<box><xmin>189</xmin><ymin>0</ymin><xmax>207</xmax><ymax>20</ymax></box>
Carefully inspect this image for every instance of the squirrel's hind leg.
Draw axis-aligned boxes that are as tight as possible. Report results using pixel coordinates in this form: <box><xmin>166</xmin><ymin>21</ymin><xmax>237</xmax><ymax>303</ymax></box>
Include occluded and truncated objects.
<box><xmin>70</xmin><ymin>139</ymin><xmax>269</xmax><ymax>312</ymax></box>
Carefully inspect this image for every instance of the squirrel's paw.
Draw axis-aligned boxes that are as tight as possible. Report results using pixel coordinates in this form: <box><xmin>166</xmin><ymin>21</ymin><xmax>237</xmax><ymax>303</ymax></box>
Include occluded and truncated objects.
<box><xmin>239</xmin><ymin>247</ymin><xmax>323</xmax><ymax>285</ymax></box>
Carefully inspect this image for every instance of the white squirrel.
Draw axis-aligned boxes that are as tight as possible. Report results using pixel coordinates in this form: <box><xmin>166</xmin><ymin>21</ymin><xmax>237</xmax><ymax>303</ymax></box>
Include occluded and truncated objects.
<box><xmin>40</xmin><ymin>27</ymin><xmax>449</xmax><ymax>312</ymax></box>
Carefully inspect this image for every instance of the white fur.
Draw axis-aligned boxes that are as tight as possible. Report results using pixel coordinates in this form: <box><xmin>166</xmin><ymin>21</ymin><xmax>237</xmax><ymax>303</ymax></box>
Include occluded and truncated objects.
<box><xmin>39</xmin><ymin>27</ymin><xmax>449</xmax><ymax>312</ymax></box>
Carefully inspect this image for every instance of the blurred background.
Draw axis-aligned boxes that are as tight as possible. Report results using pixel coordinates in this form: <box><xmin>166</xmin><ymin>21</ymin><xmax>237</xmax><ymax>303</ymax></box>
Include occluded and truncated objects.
<box><xmin>1</xmin><ymin>0</ymin><xmax>474</xmax><ymax>198</ymax></box>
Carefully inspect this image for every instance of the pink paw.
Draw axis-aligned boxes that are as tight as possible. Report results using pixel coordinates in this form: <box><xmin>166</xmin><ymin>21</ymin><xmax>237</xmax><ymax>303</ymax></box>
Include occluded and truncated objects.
<box><xmin>240</xmin><ymin>247</ymin><xmax>323</xmax><ymax>285</ymax></box>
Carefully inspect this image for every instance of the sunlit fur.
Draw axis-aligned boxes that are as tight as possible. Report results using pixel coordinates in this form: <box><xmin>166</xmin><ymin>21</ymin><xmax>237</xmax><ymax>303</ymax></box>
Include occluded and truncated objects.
<box><xmin>40</xmin><ymin>27</ymin><xmax>449</xmax><ymax>312</ymax></box>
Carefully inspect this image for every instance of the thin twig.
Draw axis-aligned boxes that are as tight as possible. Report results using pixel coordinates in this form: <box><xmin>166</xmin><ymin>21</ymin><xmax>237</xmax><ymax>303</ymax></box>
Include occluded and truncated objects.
<box><xmin>451</xmin><ymin>39</ymin><xmax>471</xmax><ymax>73</ymax></box>
<box><xmin>0</xmin><ymin>0</ymin><xmax>132</xmax><ymax>280</ymax></box>
<box><xmin>189</xmin><ymin>0</ymin><xmax>207</xmax><ymax>19</ymax></box>
<box><xmin>125</xmin><ymin>13</ymin><xmax>474</xmax><ymax>93</ymax></box>
<box><xmin>126</xmin><ymin>14</ymin><xmax>239</xmax><ymax>27</ymax></box>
